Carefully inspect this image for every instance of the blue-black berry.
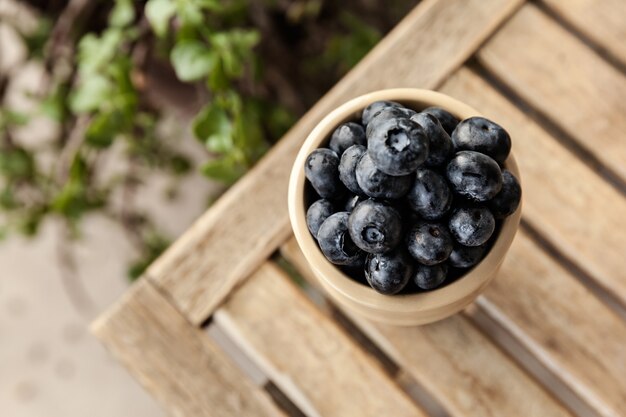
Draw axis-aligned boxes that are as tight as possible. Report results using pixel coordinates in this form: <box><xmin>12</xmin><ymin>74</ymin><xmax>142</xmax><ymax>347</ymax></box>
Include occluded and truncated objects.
<box><xmin>410</xmin><ymin>112</ymin><xmax>453</xmax><ymax>167</ymax></box>
<box><xmin>306</xmin><ymin>199</ymin><xmax>334</xmax><ymax>238</ymax></box>
<box><xmin>330</xmin><ymin>122</ymin><xmax>366</xmax><ymax>156</ymax></box>
<box><xmin>362</xmin><ymin>101</ymin><xmax>403</xmax><ymax>126</ymax></box>
<box><xmin>338</xmin><ymin>144</ymin><xmax>366</xmax><ymax>194</ymax></box>
<box><xmin>348</xmin><ymin>199</ymin><xmax>402</xmax><ymax>254</ymax></box>
<box><xmin>489</xmin><ymin>170</ymin><xmax>521</xmax><ymax>218</ymax></box>
<box><xmin>413</xmin><ymin>263</ymin><xmax>448</xmax><ymax>290</ymax></box>
<box><xmin>355</xmin><ymin>152</ymin><xmax>413</xmax><ymax>199</ymax></box>
<box><xmin>407</xmin><ymin>168</ymin><xmax>452</xmax><ymax>220</ymax></box>
<box><xmin>422</xmin><ymin>107</ymin><xmax>459</xmax><ymax>135</ymax></box>
<box><xmin>317</xmin><ymin>212</ymin><xmax>365</xmax><ymax>267</ymax></box>
<box><xmin>446</xmin><ymin>151</ymin><xmax>502</xmax><ymax>202</ymax></box>
<box><xmin>406</xmin><ymin>222</ymin><xmax>453</xmax><ymax>265</ymax></box>
<box><xmin>365</xmin><ymin>249</ymin><xmax>413</xmax><ymax>295</ymax></box>
<box><xmin>452</xmin><ymin>117</ymin><xmax>511</xmax><ymax>164</ymax></box>
<box><xmin>448</xmin><ymin>206</ymin><xmax>495</xmax><ymax>246</ymax></box>
<box><xmin>367</xmin><ymin>117</ymin><xmax>429</xmax><ymax>176</ymax></box>
<box><xmin>448</xmin><ymin>243</ymin><xmax>487</xmax><ymax>268</ymax></box>
<box><xmin>305</xmin><ymin>148</ymin><xmax>344</xmax><ymax>199</ymax></box>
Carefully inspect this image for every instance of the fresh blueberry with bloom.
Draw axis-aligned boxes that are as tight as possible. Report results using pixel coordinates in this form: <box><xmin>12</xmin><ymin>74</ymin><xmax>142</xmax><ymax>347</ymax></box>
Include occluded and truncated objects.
<box><xmin>448</xmin><ymin>243</ymin><xmax>487</xmax><ymax>268</ymax></box>
<box><xmin>422</xmin><ymin>106</ymin><xmax>459</xmax><ymax>135</ymax></box>
<box><xmin>446</xmin><ymin>151</ymin><xmax>502</xmax><ymax>202</ymax></box>
<box><xmin>410</xmin><ymin>112</ymin><xmax>453</xmax><ymax>167</ymax></box>
<box><xmin>406</xmin><ymin>168</ymin><xmax>452</xmax><ymax>220</ymax></box>
<box><xmin>361</xmin><ymin>100</ymin><xmax>404</xmax><ymax>126</ymax></box>
<box><xmin>348</xmin><ymin>199</ymin><xmax>403</xmax><ymax>254</ymax></box>
<box><xmin>305</xmin><ymin>148</ymin><xmax>344</xmax><ymax>199</ymax></box>
<box><xmin>489</xmin><ymin>170</ymin><xmax>521</xmax><ymax>218</ymax></box>
<box><xmin>365</xmin><ymin>249</ymin><xmax>413</xmax><ymax>295</ymax></box>
<box><xmin>413</xmin><ymin>263</ymin><xmax>448</xmax><ymax>290</ymax></box>
<box><xmin>330</xmin><ymin>122</ymin><xmax>366</xmax><ymax>156</ymax></box>
<box><xmin>406</xmin><ymin>222</ymin><xmax>453</xmax><ymax>265</ymax></box>
<box><xmin>317</xmin><ymin>212</ymin><xmax>365</xmax><ymax>267</ymax></box>
<box><xmin>306</xmin><ymin>199</ymin><xmax>335</xmax><ymax>238</ymax></box>
<box><xmin>367</xmin><ymin>117</ymin><xmax>429</xmax><ymax>176</ymax></box>
<box><xmin>339</xmin><ymin>144</ymin><xmax>367</xmax><ymax>194</ymax></box>
<box><xmin>355</xmin><ymin>152</ymin><xmax>413</xmax><ymax>199</ymax></box>
<box><xmin>451</xmin><ymin>117</ymin><xmax>511</xmax><ymax>164</ymax></box>
<box><xmin>448</xmin><ymin>206</ymin><xmax>495</xmax><ymax>247</ymax></box>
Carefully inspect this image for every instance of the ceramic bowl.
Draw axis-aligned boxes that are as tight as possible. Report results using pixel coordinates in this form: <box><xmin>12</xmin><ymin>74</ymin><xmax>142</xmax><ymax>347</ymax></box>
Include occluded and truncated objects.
<box><xmin>288</xmin><ymin>89</ymin><xmax>521</xmax><ymax>326</ymax></box>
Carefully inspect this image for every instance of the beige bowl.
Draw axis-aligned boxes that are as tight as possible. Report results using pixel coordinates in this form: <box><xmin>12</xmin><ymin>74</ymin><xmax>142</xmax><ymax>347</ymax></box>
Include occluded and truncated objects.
<box><xmin>288</xmin><ymin>89</ymin><xmax>521</xmax><ymax>326</ymax></box>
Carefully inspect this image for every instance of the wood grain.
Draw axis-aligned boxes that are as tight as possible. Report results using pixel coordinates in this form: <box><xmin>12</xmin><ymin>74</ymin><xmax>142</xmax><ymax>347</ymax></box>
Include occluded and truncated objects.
<box><xmin>280</xmin><ymin>238</ymin><xmax>573</xmax><ymax>417</ymax></box>
<box><xmin>475</xmin><ymin>230</ymin><xmax>626</xmax><ymax>417</ymax></box>
<box><xmin>214</xmin><ymin>262</ymin><xmax>427</xmax><ymax>417</ymax></box>
<box><xmin>477</xmin><ymin>4</ymin><xmax>626</xmax><ymax>183</ymax></box>
<box><xmin>145</xmin><ymin>0</ymin><xmax>525</xmax><ymax>324</ymax></box>
<box><xmin>91</xmin><ymin>280</ymin><xmax>284</xmax><ymax>417</ymax></box>
<box><xmin>440</xmin><ymin>67</ymin><xmax>626</xmax><ymax>308</ymax></box>
<box><xmin>540</xmin><ymin>0</ymin><xmax>626</xmax><ymax>67</ymax></box>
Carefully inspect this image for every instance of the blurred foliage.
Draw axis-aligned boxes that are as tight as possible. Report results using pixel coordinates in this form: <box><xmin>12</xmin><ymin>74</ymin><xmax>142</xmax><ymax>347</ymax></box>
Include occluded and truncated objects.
<box><xmin>1</xmin><ymin>0</ymin><xmax>416</xmax><ymax>280</ymax></box>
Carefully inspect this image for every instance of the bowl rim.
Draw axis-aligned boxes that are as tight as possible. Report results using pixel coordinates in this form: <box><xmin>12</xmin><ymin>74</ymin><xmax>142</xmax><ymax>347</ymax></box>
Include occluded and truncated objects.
<box><xmin>288</xmin><ymin>88</ymin><xmax>521</xmax><ymax>314</ymax></box>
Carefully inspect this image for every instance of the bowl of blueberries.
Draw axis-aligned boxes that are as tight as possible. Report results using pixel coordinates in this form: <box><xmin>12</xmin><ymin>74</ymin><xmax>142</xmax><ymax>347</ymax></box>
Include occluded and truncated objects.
<box><xmin>288</xmin><ymin>89</ymin><xmax>521</xmax><ymax>326</ymax></box>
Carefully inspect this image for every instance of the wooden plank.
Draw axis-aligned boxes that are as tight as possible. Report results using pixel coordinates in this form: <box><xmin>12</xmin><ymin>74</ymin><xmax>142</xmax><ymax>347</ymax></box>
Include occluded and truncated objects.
<box><xmin>214</xmin><ymin>262</ymin><xmax>428</xmax><ymax>417</ymax></box>
<box><xmin>477</xmin><ymin>3</ymin><xmax>626</xmax><ymax>183</ymax></box>
<box><xmin>475</xmin><ymin>230</ymin><xmax>626</xmax><ymax>417</ymax></box>
<box><xmin>90</xmin><ymin>280</ymin><xmax>285</xmax><ymax>417</ymax></box>
<box><xmin>145</xmin><ymin>0</ymin><xmax>526</xmax><ymax>325</ymax></box>
<box><xmin>280</xmin><ymin>239</ymin><xmax>573</xmax><ymax>417</ymax></box>
<box><xmin>540</xmin><ymin>0</ymin><xmax>626</xmax><ymax>67</ymax></box>
<box><xmin>440</xmin><ymin>67</ymin><xmax>626</xmax><ymax>307</ymax></box>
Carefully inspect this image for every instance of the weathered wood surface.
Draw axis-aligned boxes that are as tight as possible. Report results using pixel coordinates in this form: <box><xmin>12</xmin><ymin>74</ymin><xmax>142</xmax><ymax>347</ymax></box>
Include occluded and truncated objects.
<box><xmin>91</xmin><ymin>281</ymin><xmax>285</xmax><ymax>417</ymax></box>
<box><xmin>478</xmin><ymin>4</ymin><xmax>626</xmax><ymax>184</ymax></box>
<box><xmin>541</xmin><ymin>0</ymin><xmax>626</xmax><ymax>67</ymax></box>
<box><xmin>280</xmin><ymin>239</ymin><xmax>573</xmax><ymax>417</ymax></box>
<box><xmin>145</xmin><ymin>0</ymin><xmax>526</xmax><ymax>325</ymax></box>
<box><xmin>214</xmin><ymin>262</ymin><xmax>427</xmax><ymax>417</ymax></box>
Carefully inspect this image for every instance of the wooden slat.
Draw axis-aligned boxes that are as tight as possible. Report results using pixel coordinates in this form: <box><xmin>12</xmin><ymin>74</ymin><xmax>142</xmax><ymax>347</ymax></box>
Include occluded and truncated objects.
<box><xmin>145</xmin><ymin>0</ymin><xmax>525</xmax><ymax>324</ymax></box>
<box><xmin>90</xmin><ymin>280</ymin><xmax>284</xmax><ymax>417</ymax></box>
<box><xmin>440</xmin><ymin>67</ymin><xmax>626</xmax><ymax>307</ymax></box>
<box><xmin>475</xmin><ymin>230</ymin><xmax>626</xmax><ymax>417</ymax></box>
<box><xmin>280</xmin><ymin>239</ymin><xmax>573</xmax><ymax>417</ymax></box>
<box><xmin>540</xmin><ymin>0</ymin><xmax>626</xmax><ymax>67</ymax></box>
<box><xmin>477</xmin><ymin>3</ymin><xmax>626</xmax><ymax>183</ymax></box>
<box><xmin>214</xmin><ymin>262</ymin><xmax>428</xmax><ymax>417</ymax></box>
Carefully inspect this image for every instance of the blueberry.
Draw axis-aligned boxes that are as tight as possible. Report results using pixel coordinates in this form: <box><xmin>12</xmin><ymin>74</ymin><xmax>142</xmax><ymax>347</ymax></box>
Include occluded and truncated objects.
<box><xmin>355</xmin><ymin>152</ymin><xmax>413</xmax><ymax>199</ymax></box>
<box><xmin>305</xmin><ymin>148</ymin><xmax>344</xmax><ymax>199</ymax></box>
<box><xmin>446</xmin><ymin>151</ymin><xmax>502</xmax><ymax>202</ymax></box>
<box><xmin>413</xmin><ymin>263</ymin><xmax>448</xmax><ymax>290</ymax></box>
<box><xmin>448</xmin><ymin>243</ymin><xmax>487</xmax><ymax>268</ymax></box>
<box><xmin>407</xmin><ymin>168</ymin><xmax>452</xmax><ymax>220</ymax></box>
<box><xmin>451</xmin><ymin>117</ymin><xmax>511</xmax><ymax>164</ymax></box>
<box><xmin>448</xmin><ymin>206</ymin><xmax>495</xmax><ymax>246</ymax></box>
<box><xmin>422</xmin><ymin>107</ymin><xmax>459</xmax><ymax>135</ymax></box>
<box><xmin>330</xmin><ymin>122</ymin><xmax>366</xmax><ymax>156</ymax></box>
<box><xmin>365</xmin><ymin>249</ymin><xmax>413</xmax><ymax>295</ymax></box>
<box><xmin>366</xmin><ymin>106</ymin><xmax>416</xmax><ymax>129</ymax></box>
<box><xmin>306</xmin><ymin>199</ymin><xmax>335</xmax><ymax>238</ymax></box>
<box><xmin>367</xmin><ymin>117</ymin><xmax>429</xmax><ymax>176</ymax></box>
<box><xmin>317</xmin><ymin>212</ymin><xmax>365</xmax><ymax>267</ymax></box>
<box><xmin>362</xmin><ymin>101</ymin><xmax>404</xmax><ymax>126</ymax></box>
<box><xmin>338</xmin><ymin>144</ymin><xmax>366</xmax><ymax>194</ymax></box>
<box><xmin>343</xmin><ymin>193</ymin><xmax>366</xmax><ymax>212</ymax></box>
<box><xmin>410</xmin><ymin>113</ymin><xmax>453</xmax><ymax>167</ymax></box>
<box><xmin>406</xmin><ymin>222</ymin><xmax>453</xmax><ymax>265</ymax></box>
<box><xmin>348</xmin><ymin>199</ymin><xmax>402</xmax><ymax>254</ymax></box>
<box><xmin>489</xmin><ymin>170</ymin><xmax>521</xmax><ymax>218</ymax></box>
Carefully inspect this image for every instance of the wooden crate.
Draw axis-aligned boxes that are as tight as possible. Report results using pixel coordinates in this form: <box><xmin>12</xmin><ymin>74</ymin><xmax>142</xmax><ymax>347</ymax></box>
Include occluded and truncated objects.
<box><xmin>91</xmin><ymin>0</ymin><xmax>626</xmax><ymax>416</ymax></box>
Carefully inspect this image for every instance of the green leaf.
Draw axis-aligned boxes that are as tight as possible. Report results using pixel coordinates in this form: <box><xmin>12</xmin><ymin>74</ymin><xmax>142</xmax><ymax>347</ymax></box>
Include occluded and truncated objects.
<box><xmin>171</xmin><ymin>40</ymin><xmax>216</xmax><ymax>81</ymax></box>
<box><xmin>0</xmin><ymin>148</ymin><xmax>35</xmax><ymax>179</ymax></box>
<box><xmin>0</xmin><ymin>109</ymin><xmax>29</xmax><ymax>128</ymax></box>
<box><xmin>201</xmin><ymin>156</ymin><xmax>246</xmax><ymax>184</ymax></box>
<box><xmin>176</xmin><ymin>0</ymin><xmax>203</xmax><ymax>26</ymax></box>
<box><xmin>145</xmin><ymin>0</ymin><xmax>176</xmax><ymax>37</ymax></box>
<box><xmin>77</xmin><ymin>30</ymin><xmax>123</xmax><ymax>74</ymax></box>
<box><xmin>192</xmin><ymin>104</ymin><xmax>233</xmax><ymax>152</ymax></box>
<box><xmin>109</xmin><ymin>0</ymin><xmax>135</xmax><ymax>27</ymax></box>
<box><xmin>69</xmin><ymin>74</ymin><xmax>111</xmax><ymax>113</ymax></box>
<box><xmin>40</xmin><ymin>85</ymin><xmax>68</xmax><ymax>121</ymax></box>
<box><xmin>85</xmin><ymin>111</ymin><xmax>125</xmax><ymax>148</ymax></box>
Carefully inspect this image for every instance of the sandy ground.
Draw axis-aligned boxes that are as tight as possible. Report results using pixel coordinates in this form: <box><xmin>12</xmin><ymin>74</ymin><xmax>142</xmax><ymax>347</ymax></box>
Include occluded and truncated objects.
<box><xmin>0</xmin><ymin>7</ymin><xmax>220</xmax><ymax>415</ymax></box>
